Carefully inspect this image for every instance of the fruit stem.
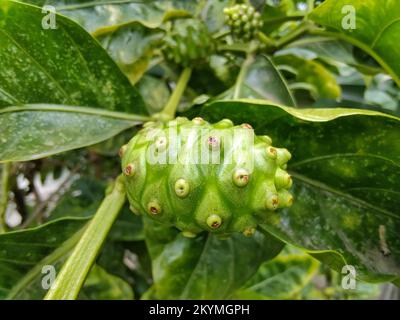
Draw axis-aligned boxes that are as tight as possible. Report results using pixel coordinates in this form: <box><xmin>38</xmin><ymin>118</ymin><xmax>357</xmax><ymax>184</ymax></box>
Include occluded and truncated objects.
<box><xmin>0</xmin><ymin>162</ymin><xmax>11</xmax><ymax>233</ymax></box>
<box><xmin>44</xmin><ymin>175</ymin><xmax>126</xmax><ymax>300</ymax></box>
<box><xmin>233</xmin><ymin>53</ymin><xmax>254</xmax><ymax>99</ymax></box>
<box><xmin>160</xmin><ymin>67</ymin><xmax>192</xmax><ymax>120</ymax></box>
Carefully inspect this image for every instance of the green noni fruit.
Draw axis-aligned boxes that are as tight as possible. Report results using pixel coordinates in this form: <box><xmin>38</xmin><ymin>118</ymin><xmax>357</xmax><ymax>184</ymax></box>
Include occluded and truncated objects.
<box><xmin>163</xmin><ymin>18</ymin><xmax>215</xmax><ymax>67</ymax></box>
<box><xmin>120</xmin><ymin>117</ymin><xmax>293</xmax><ymax>238</ymax></box>
<box><xmin>224</xmin><ymin>4</ymin><xmax>263</xmax><ymax>41</ymax></box>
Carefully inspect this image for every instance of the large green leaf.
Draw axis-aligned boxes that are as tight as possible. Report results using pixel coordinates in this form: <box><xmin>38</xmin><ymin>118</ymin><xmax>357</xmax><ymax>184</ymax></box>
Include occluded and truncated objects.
<box><xmin>144</xmin><ymin>218</ymin><xmax>284</xmax><ymax>299</ymax></box>
<box><xmin>234</xmin><ymin>250</ymin><xmax>320</xmax><ymax>299</ymax></box>
<box><xmin>198</xmin><ymin>99</ymin><xmax>400</xmax><ymax>283</ymax></box>
<box><xmin>78</xmin><ymin>264</ymin><xmax>134</xmax><ymax>300</ymax></box>
<box><xmin>310</xmin><ymin>0</ymin><xmax>400</xmax><ymax>87</ymax></box>
<box><xmin>98</xmin><ymin>22</ymin><xmax>164</xmax><ymax>85</ymax></box>
<box><xmin>274</xmin><ymin>54</ymin><xmax>341</xmax><ymax>100</ymax></box>
<box><xmin>137</xmin><ymin>75</ymin><xmax>170</xmax><ymax>115</ymax></box>
<box><xmin>0</xmin><ymin>1</ymin><xmax>145</xmax><ymax>113</ymax></box>
<box><xmin>0</xmin><ymin>105</ymin><xmax>149</xmax><ymax>162</ymax></box>
<box><xmin>0</xmin><ymin>177</ymin><xmax>142</xmax><ymax>299</ymax></box>
<box><xmin>22</xmin><ymin>0</ymin><xmax>194</xmax><ymax>34</ymax></box>
<box><xmin>49</xmin><ymin>176</ymin><xmax>144</xmax><ymax>242</ymax></box>
<box><xmin>0</xmin><ymin>217</ymin><xmax>88</xmax><ymax>299</ymax></box>
<box><xmin>220</xmin><ymin>55</ymin><xmax>296</xmax><ymax>107</ymax></box>
<box><xmin>285</xmin><ymin>37</ymin><xmax>382</xmax><ymax>75</ymax></box>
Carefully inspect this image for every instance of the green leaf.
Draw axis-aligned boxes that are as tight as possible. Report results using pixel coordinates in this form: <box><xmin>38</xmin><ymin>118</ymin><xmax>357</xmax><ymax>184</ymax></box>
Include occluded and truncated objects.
<box><xmin>234</xmin><ymin>250</ymin><xmax>320</xmax><ymax>299</ymax></box>
<box><xmin>144</xmin><ymin>218</ymin><xmax>284</xmax><ymax>299</ymax></box>
<box><xmin>79</xmin><ymin>264</ymin><xmax>134</xmax><ymax>300</ymax></box>
<box><xmin>98</xmin><ymin>22</ymin><xmax>164</xmax><ymax>85</ymax></box>
<box><xmin>197</xmin><ymin>0</ymin><xmax>232</xmax><ymax>34</ymax></box>
<box><xmin>137</xmin><ymin>75</ymin><xmax>171</xmax><ymax>114</ymax></box>
<box><xmin>0</xmin><ymin>105</ymin><xmax>150</xmax><ymax>162</ymax></box>
<box><xmin>0</xmin><ymin>217</ymin><xmax>88</xmax><ymax>299</ymax></box>
<box><xmin>22</xmin><ymin>0</ymin><xmax>192</xmax><ymax>34</ymax></box>
<box><xmin>310</xmin><ymin>0</ymin><xmax>400</xmax><ymax>87</ymax></box>
<box><xmin>0</xmin><ymin>1</ymin><xmax>146</xmax><ymax>113</ymax></box>
<box><xmin>49</xmin><ymin>176</ymin><xmax>144</xmax><ymax>242</ymax></box>
<box><xmin>285</xmin><ymin>37</ymin><xmax>382</xmax><ymax>75</ymax></box>
<box><xmin>198</xmin><ymin>99</ymin><xmax>400</xmax><ymax>283</ymax></box>
<box><xmin>261</xmin><ymin>0</ymin><xmax>298</xmax><ymax>35</ymax></box>
<box><xmin>274</xmin><ymin>54</ymin><xmax>341</xmax><ymax>100</ymax></box>
<box><xmin>220</xmin><ymin>55</ymin><xmax>297</xmax><ymax>107</ymax></box>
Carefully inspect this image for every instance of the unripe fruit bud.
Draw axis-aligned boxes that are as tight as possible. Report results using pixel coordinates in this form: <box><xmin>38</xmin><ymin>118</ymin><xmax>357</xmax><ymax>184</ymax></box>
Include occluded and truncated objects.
<box><xmin>119</xmin><ymin>144</ymin><xmax>127</xmax><ymax>158</ymax></box>
<box><xmin>124</xmin><ymin>163</ymin><xmax>135</xmax><ymax>176</ymax></box>
<box><xmin>224</xmin><ymin>3</ymin><xmax>263</xmax><ymax>41</ymax></box>
<box><xmin>207</xmin><ymin>214</ymin><xmax>222</xmax><ymax>229</ymax></box>
<box><xmin>147</xmin><ymin>201</ymin><xmax>161</xmax><ymax>215</ymax></box>
<box><xmin>265</xmin><ymin>192</ymin><xmax>279</xmax><ymax>211</ymax></box>
<box><xmin>175</xmin><ymin>178</ymin><xmax>190</xmax><ymax>198</ymax></box>
<box><xmin>232</xmin><ymin>168</ymin><xmax>250</xmax><ymax>187</ymax></box>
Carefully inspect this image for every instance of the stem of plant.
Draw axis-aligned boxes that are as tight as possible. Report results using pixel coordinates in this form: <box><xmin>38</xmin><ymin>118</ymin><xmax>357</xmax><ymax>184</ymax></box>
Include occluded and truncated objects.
<box><xmin>159</xmin><ymin>67</ymin><xmax>192</xmax><ymax>120</ymax></box>
<box><xmin>0</xmin><ymin>162</ymin><xmax>11</xmax><ymax>233</ymax></box>
<box><xmin>44</xmin><ymin>175</ymin><xmax>126</xmax><ymax>300</ymax></box>
<box><xmin>274</xmin><ymin>22</ymin><xmax>312</xmax><ymax>50</ymax></box>
<box><xmin>233</xmin><ymin>53</ymin><xmax>254</xmax><ymax>99</ymax></box>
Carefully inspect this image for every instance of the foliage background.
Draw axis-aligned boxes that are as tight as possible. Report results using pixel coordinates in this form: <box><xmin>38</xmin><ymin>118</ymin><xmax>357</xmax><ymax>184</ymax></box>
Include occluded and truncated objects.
<box><xmin>0</xmin><ymin>0</ymin><xmax>399</xmax><ymax>299</ymax></box>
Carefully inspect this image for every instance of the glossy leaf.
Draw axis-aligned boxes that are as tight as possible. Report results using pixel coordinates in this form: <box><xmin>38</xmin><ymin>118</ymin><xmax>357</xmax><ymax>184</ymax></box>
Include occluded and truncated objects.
<box><xmin>0</xmin><ymin>105</ymin><xmax>149</xmax><ymax>162</ymax></box>
<box><xmin>234</xmin><ymin>251</ymin><xmax>320</xmax><ymax>299</ymax></box>
<box><xmin>22</xmin><ymin>0</ymin><xmax>193</xmax><ymax>34</ymax></box>
<box><xmin>79</xmin><ymin>264</ymin><xmax>134</xmax><ymax>300</ymax></box>
<box><xmin>285</xmin><ymin>37</ymin><xmax>382</xmax><ymax>75</ymax></box>
<box><xmin>98</xmin><ymin>22</ymin><xmax>164</xmax><ymax>85</ymax></box>
<box><xmin>274</xmin><ymin>54</ymin><xmax>341</xmax><ymax>100</ymax></box>
<box><xmin>198</xmin><ymin>99</ymin><xmax>400</xmax><ymax>282</ymax></box>
<box><xmin>137</xmin><ymin>75</ymin><xmax>170</xmax><ymax>114</ymax></box>
<box><xmin>261</xmin><ymin>0</ymin><xmax>298</xmax><ymax>34</ymax></box>
<box><xmin>310</xmin><ymin>0</ymin><xmax>400</xmax><ymax>87</ymax></box>
<box><xmin>220</xmin><ymin>55</ymin><xmax>296</xmax><ymax>107</ymax></box>
<box><xmin>144</xmin><ymin>218</ymin><xmax>284</xmax><ymax>299</ymax></box>
<box><xmin>0</xmin><ymin>1</ymin><xmax>146</xmax><ymax>113</ymax></box>
<box><xmin>198</xmin><ymin>0</ymin><xmax>232</xmax><ymax>34</ymax></box>
<box><xmin>0</xmin><ymin>217</ymin><xmax>88</xmax><ymax>299</ymax></box>
<box><xmin>49</xmin><ymin>176</ymin><xmax>144</xmax><ymax>242</ymax></box>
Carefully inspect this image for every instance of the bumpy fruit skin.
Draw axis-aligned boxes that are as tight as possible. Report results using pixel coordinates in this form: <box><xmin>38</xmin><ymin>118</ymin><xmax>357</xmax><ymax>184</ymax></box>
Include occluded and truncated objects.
<box><xmin>121</xmin><ymin>117</ymin><xmax>293</xmax><ymax>237</ymax></box>
<box><xmin>224</xmin><ymin>4</ymin><xmax>263</xmax><ymax>41</ymax></box>
<box><xmin>163</xmin><ymin>18</ymin><xmax>214</xmax><ymax>67</ymax></box>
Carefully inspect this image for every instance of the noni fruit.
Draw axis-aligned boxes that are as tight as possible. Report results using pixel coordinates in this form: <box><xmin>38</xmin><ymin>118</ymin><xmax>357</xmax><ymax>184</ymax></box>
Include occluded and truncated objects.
<box><xmin>120</xmin><ymin>117</ymin><xmax>293</xmax><ymax>238</ymax></box>
<box><xmin>163</xmin><ymin>18</ymin><xmax>215</xmax><ymax>67</ymax></box>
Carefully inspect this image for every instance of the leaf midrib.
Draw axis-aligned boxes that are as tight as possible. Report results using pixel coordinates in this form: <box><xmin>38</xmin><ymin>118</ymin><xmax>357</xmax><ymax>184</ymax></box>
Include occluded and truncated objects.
<box><xmin>0</xmin><ymin>104</ymin><xmax>151</xmax><ymax>122</ymax></box>
<box><xmin>290</xmin><ymin>153</ymin><xmax>400</xmax><ymax>169</ymax></box>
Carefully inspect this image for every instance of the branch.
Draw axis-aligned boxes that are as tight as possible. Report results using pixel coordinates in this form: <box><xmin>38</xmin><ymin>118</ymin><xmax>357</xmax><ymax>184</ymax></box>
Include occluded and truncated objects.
<box><xmin>233</xmin><ymin>53</ymin><xmax>255</xmax><ymax>99</ymax></box>
<box><xmin>0</xmin><ymin>162</ymin><xmax>11</xmax><ymax>233</ymax></box>
<box><xmin>157</xmin><ymin>67</ymin><xmax>192</xmax><ymax>121</ymax></box>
